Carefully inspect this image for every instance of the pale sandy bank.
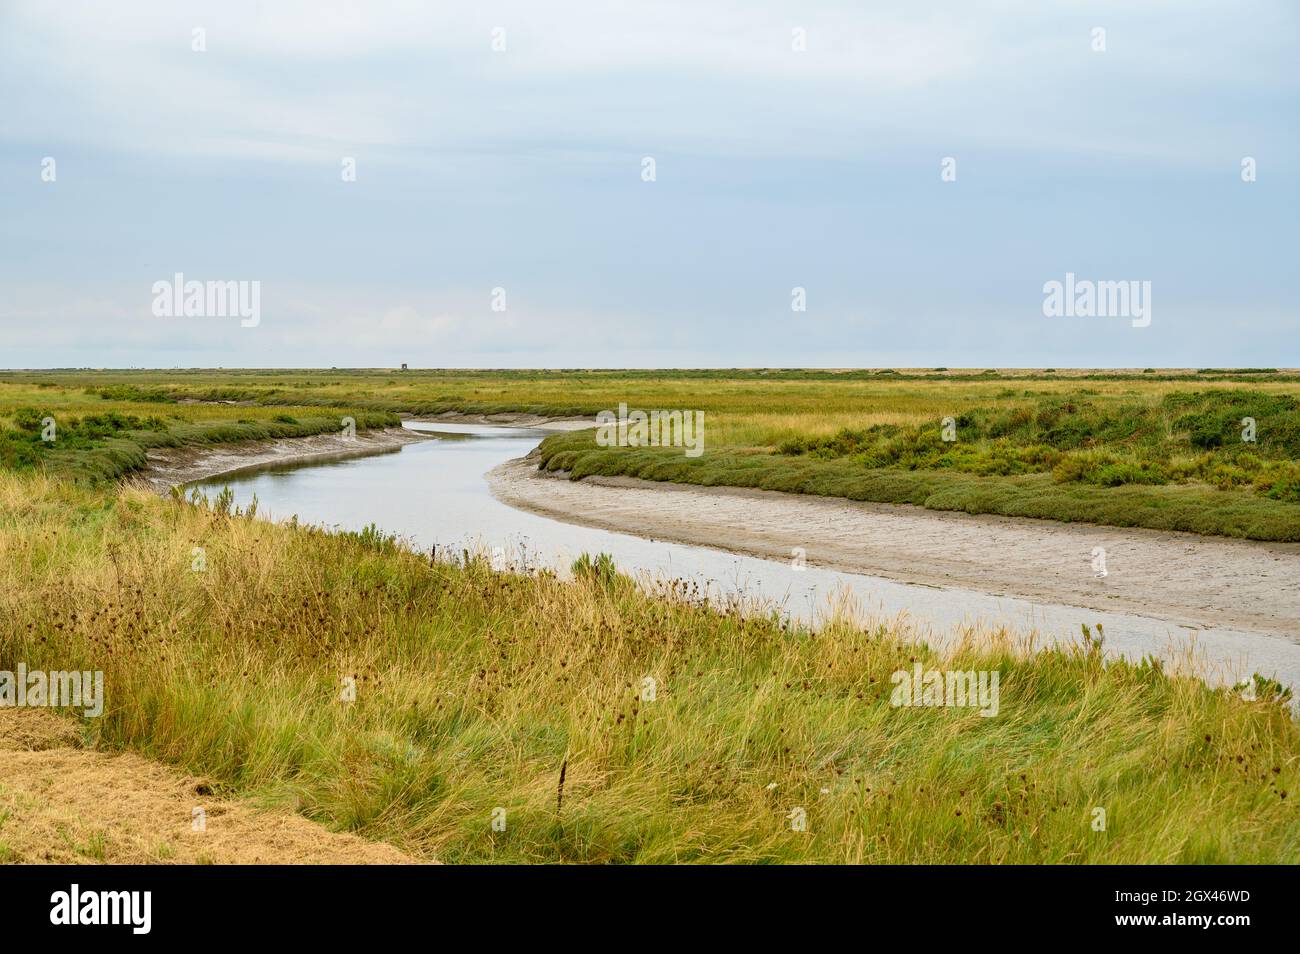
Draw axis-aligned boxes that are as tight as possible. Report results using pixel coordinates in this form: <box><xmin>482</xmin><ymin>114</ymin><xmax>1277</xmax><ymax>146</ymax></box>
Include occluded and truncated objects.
<box><xmin>489</xmin><ymin>454</ymin><xmax>1300</xmax><ymax>642</ymax></box>
<box><xmin>0</xmin><ymin>709</ymin><xmax>417</xmax><ymax>864</ymax></box>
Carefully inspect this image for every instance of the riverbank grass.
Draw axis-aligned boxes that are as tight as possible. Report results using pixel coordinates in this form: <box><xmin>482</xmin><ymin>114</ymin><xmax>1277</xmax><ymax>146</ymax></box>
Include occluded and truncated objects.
<box><xmin>2</xmin><ymin>470</ymin><xmax>1296</xmax><ymax>863</ymax></box>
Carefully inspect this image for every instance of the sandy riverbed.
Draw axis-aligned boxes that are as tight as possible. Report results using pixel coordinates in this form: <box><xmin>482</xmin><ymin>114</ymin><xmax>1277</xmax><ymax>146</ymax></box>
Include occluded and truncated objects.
<box><xmin>489</xmin><ymin>453</ymin><xmax>1300</xmax><ymax>642</ymax></box>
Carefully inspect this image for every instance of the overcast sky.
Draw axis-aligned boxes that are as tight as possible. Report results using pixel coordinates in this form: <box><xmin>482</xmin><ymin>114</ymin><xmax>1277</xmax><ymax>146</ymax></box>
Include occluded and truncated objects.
<box><xmin>1</xmin><ymin>0</ymin><xmax>1296</xmax><ymax>369</ymax></box>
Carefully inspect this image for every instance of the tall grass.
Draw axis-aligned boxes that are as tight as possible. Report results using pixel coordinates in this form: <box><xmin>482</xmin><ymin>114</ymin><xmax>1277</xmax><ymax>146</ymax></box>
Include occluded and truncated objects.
<box><xmin>1</xmin><ymin>470</ymin><xmax>1296</xmax><ymax>863</ymax></box>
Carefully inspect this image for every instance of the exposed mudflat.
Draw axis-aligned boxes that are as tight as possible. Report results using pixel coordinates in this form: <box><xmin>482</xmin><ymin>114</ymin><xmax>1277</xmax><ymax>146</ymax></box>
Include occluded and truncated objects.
<box><xmin>489</xmin><ymin>455</ymin><xmax>1300</xmax><ymax>642</ymax></box>
<box><xmin>136</xmin><ymin>426</ymin><xmax>432</xmax><ymax>493</ymax></box>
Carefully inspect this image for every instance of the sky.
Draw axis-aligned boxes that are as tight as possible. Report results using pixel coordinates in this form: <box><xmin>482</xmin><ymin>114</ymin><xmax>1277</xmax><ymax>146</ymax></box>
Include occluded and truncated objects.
<box><xmin>1</xmin><ymin>0</ymin><xmax>1296</xmax><ymax>369</ymax></box>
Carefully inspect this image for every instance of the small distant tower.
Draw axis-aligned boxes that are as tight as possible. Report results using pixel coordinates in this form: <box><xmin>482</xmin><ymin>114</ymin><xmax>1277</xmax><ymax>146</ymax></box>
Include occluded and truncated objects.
<box><xmin>400</xmin><ymin>363</ymin><xmax>409</xmax><ymax>371</ymax></box>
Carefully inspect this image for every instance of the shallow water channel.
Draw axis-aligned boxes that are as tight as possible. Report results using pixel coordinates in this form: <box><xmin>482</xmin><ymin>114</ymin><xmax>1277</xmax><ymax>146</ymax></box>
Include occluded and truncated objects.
<box><xmin>194</xmin><ymin>421</ymin><xmax>1300</xmax><ymax>694</ymax></box>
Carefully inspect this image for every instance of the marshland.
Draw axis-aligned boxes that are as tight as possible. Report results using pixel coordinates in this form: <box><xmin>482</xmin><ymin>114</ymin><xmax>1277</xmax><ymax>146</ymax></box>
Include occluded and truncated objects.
<box><xmin>1</xmin><ymin>368</ymin><xmax>1298</xmax><ymax>863</ymax></box>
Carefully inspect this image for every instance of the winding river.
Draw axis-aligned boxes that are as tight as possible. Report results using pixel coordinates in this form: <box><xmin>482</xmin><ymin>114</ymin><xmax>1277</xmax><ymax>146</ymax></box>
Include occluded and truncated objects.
<box><xmin>194</xmin><ymin>421</ymin><xmax>1300</xmax><ymax>694</ymax></box>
